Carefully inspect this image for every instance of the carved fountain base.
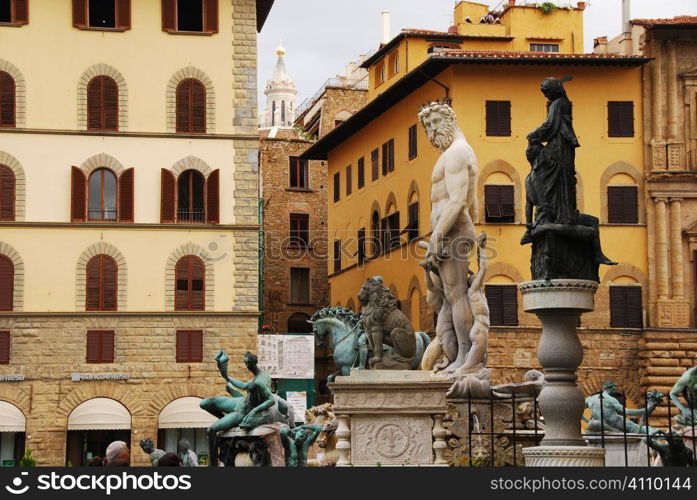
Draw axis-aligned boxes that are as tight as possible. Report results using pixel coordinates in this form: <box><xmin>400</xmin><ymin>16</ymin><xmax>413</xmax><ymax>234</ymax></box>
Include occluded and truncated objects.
<box><xmin>328</xmin><ymin>370</ymin><xmax>451</xmax><ymax>466</ymax></box>
<box><xmin>519</xmin><ymin>280</ymin><xmax>606</xmax><ymax>467</ymax></box>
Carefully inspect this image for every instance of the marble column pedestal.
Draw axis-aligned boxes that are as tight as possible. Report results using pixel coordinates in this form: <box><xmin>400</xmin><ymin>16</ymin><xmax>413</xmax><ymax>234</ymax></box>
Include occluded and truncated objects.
<box><xmin>328</xmin><ymin>370</ymin><xmax>451</xmax><ymax>466</ymax></box>
<box><xmin>519</xmin><ymin>280</ymin><xmax>606</xmax><ymax>467</ymax></box>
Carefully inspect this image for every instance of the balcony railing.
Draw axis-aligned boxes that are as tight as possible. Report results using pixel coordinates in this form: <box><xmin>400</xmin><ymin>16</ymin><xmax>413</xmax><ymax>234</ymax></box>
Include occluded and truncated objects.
<box><xmin>296</xmin><ymin>77</ymin><xmax>369</xmax><ymax>118</ymax></box>
<box><xmin>177</xmin><ymin>209</ymin><xmax>206</xmax><ymax>223</ymax></box>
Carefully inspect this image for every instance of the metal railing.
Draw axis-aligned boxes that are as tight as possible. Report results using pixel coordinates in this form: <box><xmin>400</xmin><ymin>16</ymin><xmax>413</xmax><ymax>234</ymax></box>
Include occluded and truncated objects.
<box><xmin>296</xmin><ymin>77</ymin><xmax>369</xmax><ymax>118</ymax></box>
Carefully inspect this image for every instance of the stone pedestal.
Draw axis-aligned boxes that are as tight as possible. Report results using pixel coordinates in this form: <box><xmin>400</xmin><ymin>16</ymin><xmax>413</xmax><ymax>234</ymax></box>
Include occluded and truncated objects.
<box><xmin>519</xmin><ymin>280</ymin><xmax>606</xmax><ymax>466</ymax></box>
<box><xmin>586</xmin><ymin>434</ymin><xmax>652</xmax><ymax>467</ymax></box>
<box><xmin>329</xmin><ymin>370</ymin><xmax>451</xmax><ymax>466</ymax></box>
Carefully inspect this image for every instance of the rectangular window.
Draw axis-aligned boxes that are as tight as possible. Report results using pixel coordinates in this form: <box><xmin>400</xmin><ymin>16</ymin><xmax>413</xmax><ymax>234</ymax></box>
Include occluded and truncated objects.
<box><xmin>333</xmin><ymin>239</ymin><xmax>341</xmax><ymax>273</ymax></box>
<box><xmin>357</xmin><ymin>228</ymin><xmax>366</xmax><ymax>264</ymax></box>
<box><xmin>486</xmin><ymin>101</ymin><xmax>512</xmax><ymax>137</ymax></box>
<box><xmin>290</xmin><ymin>268</ymin><xmax>310</xmax><ymax>304</ymax></box>
<box><xmin>162</xmin><ymin>0</ymin><xmax>218</xmax><ymax>34</ymax></box>
<box><xmin>176</xmin><ymin>330</ymin><xmax>203</xmax><ymax>363</ymax></box>
<box><xmin>485</xmin><ymin>285</ymin><xmax>518</xmax><ymax>326</ymax></box>
<box><xmin>289</xmin><ymin>156</ymin><xmax>309</xmax><ymax>189</ymax></box>
<box><xmin>484</xmin><ymin>185</ymin><xmax>515</xmax><ymax>223</ymax></box>
<box><xmin>89</xmin><ymin>0</ymin><xmax>116</xmax><ymax>28</ymax></box>
<box><xmin>607</xmin><ymin>186</ymin><xmax>638</xmax><ymax>224</ymax></box>
<box><xmin>371</xmin><ymin>149</ymin><xmax>379</xmax><ymax>181</ymax></box>
<box><xmin>86</xmin><ymin>330</ymin><xmax>115</xmax><ymax>363</ymax></box>
<box><xmin>530</xmin><ymin>43</ymin><xmax>559</xmax><ymax>53</ymax></box>
<box><xmin>0</xmin><ymin>331</ymin><xmax>9</xmax><ymax>364</ymax></box>
<box><xmin>0</xmin><ymin>0</ymin><xmax>11</xmax><ymax>23</ymax></box>
<box><xmin>608</xmin><ymin>101</ymin><xmax>635</xmax><ymax>137</ymax></box>
<box><xmin>289</xmin><ymin>213</ymin><xmax>309</xmax><ymax>247</ymax></box>
<box><xmin>346</xmin><ymin>165</ymin><xmax>352</xmax><ymax>196</ymax></box>
<box><xmin>382</xmin><ymin>139</ymin><xmax>395</xmax><ymax>175</ymax></box>
<box><xmin>610</xmin><ymin>286</ymin><xmax>643</xmax><ymax>328</ymax></box>
<box><xmin>357</xmin><ymin>157</ymin><xmax>365</xmax><ymax>189</ymax></box>
<box><xmin>406</xmin><ymin>202</ymin><xmax>419</xmax><ymax>241</ymax></box>
<box><xmin>408</xmin><ymin>125</ymin><xmax>418</xmax><ymax>160</ymax></box>
<box><xmin>333</xmin><ymin>172</ymin><xmax>340</xmax><ymax>203</ymax></box>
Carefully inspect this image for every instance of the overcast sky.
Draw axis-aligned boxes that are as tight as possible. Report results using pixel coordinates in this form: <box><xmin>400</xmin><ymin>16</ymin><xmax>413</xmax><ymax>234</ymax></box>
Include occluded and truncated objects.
<box><xmin>257</xmin><ymin>0</ymin><xmax>696</xmax><ymax>110</ymax></box>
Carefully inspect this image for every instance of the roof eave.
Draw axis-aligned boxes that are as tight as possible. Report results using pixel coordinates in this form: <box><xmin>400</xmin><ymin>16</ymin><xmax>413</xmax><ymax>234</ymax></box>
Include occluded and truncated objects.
<box><xmin>256</xmin><ymin>0</ymin><xmax>275</xmax><ymax>32</ymax></box>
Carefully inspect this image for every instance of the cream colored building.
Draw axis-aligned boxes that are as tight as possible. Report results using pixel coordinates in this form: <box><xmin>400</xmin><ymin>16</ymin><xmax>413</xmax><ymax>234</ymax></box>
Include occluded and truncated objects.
<box><xmin>0</xmin><ymin>0</ymin><xmax>273</xmax><ymax>466</ymax></box>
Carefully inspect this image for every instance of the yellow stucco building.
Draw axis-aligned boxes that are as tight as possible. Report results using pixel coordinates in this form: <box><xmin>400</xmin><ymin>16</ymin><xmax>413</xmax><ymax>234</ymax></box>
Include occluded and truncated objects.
<box><xmin>304</xmin><ymin>1</ymin><xmax>652</xmax><ymax>396</ymax></box>
<box><xmin>0</xmin><ymin>0</ymin><xmax>273</xmax><ymax>466</ymax></box>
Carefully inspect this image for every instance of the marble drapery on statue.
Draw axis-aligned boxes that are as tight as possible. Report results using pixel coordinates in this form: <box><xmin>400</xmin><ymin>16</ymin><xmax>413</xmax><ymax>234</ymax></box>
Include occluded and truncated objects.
<box><xmin>417</xmin><ymin>100</ymin><xmax>491</xmax><ymax>397</ymax></box>
<box><xmin>521</xmin><ymin>77</ymin><xmax>616</xmax><ymax>281</ymax></box>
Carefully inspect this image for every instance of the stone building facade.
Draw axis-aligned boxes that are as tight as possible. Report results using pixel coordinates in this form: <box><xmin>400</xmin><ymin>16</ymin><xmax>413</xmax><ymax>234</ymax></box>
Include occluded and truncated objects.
<box><xmin>0</xmin><ymin>0</ymin><xmax>273</xmax><ymax>466</ymax></box>
<box><xmin>596</xmin><ymin>16</ymin><xmax>697</xmax><ymax>419</ymax></box>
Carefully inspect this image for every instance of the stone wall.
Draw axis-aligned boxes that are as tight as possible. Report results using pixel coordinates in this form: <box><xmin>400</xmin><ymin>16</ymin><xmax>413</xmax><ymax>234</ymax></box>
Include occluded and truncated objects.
<box><xmin>260</xmin><ymin>137</ymin><xmax>328</xmax><ymax>332</ymax></box>
<box><xmin>319</xmin><ymin>87</ymin><xmax>368</xmax><ymax>138</ymax></box>
<box><xmin>0</xmin><ymin>314</ymin><xmax>258</xmax><ymax>466</ymax></box>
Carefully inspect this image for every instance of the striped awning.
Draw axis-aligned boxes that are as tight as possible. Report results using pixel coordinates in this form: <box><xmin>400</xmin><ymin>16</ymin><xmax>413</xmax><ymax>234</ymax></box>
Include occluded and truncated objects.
<box><xmin>68</xmin><ymin>398</ymin><xmax>131</xmax><ymax>431</ymax></box>
<box><xmin>0</xmin><ymin>401</ymin><xmax>26</xmax><ymax>432</ymax></box>
<box><xmin>158</xmin><ymin>397</ymin><xmax>216</xmax><ymax>429</ymax></box>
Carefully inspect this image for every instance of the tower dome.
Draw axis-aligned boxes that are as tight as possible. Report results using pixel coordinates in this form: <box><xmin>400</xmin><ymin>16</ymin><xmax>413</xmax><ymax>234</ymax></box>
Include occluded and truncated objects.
<box><xmin>261</xmin><ymin>41</ymin><xmax>298</xmax><ymax>129</ymax></box>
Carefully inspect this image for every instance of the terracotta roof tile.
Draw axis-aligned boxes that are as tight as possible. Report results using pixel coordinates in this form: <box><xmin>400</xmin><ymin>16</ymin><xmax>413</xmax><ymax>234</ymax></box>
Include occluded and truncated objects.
<box><xmin>431</xmin><ymin>49</ymin><xmax>648</xmax><ymax>61</ymax></box>
<box><xmin>631</xmin><ymin>16</ymin><xmax>697</xmax><ymax>27</ymax></box>
<box><xmin>402</xmin><ymin>28</ymin><xmax>458</xmax><ymax>36</ymax></box>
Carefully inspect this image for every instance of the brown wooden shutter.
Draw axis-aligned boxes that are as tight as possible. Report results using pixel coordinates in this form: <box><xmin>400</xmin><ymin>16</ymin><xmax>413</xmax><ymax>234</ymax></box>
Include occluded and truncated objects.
<box><xmin>388</xmin><ymin>139</ymin><xmax>395</xmax><ymax>172</ymax></box>
<box><xmin>87</xmin><ymin>77</ymin><xmax>103</xmax><ymax>130</ymax></box>
<box><xmin>346</xmin><ymin>165</ymin><xmax>352</xmax><ymax>196</ymax></box>
<box><xmin>206</xmin><ymin>169</ymin><xmax>219</xmax><ymax>224</ymax></box>
<box><xmin>0</xmin><ymin>165</ymin><xmax>15</xmax><ymax>221</ymax></box>
<box><xmin>191</xmin><ymin>80</ymin><xmax>206</xmax><ymax>133</ymax></box>
<box><xmin>608</xmin><ymin>101</ymin><xmax>634</xmax><ymax>137</ymax></box>
<box><xmin>162</xmin><ymin>0</ymin><xmax>176</xmax><ymax>31</ymax></box>
<box><xmin>486</xmin><ymin>101</ymin><xmax>511</xmax><ymax>136</ymax></box>
<box><xmin>500</xmin><ymin>185</ymin><xmax>515</xmax><ymax>219</ymax></box>
<box><xmin>608</xmin><ymin>186</ymin><xmax>638</xmax><ymax>224</ymax></box>
<box><xmin>161</xmin><ymin>169</ymin><xmax>176</xmax><ymax>223</ymax></box>
<box><xmin>72</xmin><ymin>0</ymin><xmax>88</xmax><ymax>27</ymax></box>
<box><xmin>333</xmin><ymin>172</ymin><xmax>340</xmax><ymax>202</ymax></box>
<box><xmin>408</xmin><ymin>125</ymin><xmax>417</xmax><ymax>160</ymax></box>
<box><xmin>176</xmin><ymin>80</ymin><xmax>190</xmax><ymax>132</ymax></box>
<box><xmin>13</xmin><ymin>0</ymin><xmax>29</xmax><ymax>24</ymax></box>
<box><xmin>203</xmin><ymin>0</ymin><xmax>218</xmax><ymax>33</ymax></box>
<box><xmin>371</xmin><ymin>149</ymin><xmax>379</xmax><ymax>181</ymax></box>
<box><xmin>118</xmin><ymin>168</ymin><xmax>134</xmax><ymax>222</ymax></box>
<box><xmin>102</xmin><ymin>331</ymin><xmax>115</xmax><ymax>362</ymax></box>
<box><xmin>485</xmin><ymin>185</ymin><xmax>502</xmax><ymax>219</ymax></box>
<box><xmin>0</xmin><ymin>71</ymin><xmax>15</xmax><ymax>128</ymax></box>
<box><xmin>626</xmin><ymin>287</ymin><xmax>643</xmax><ymax>328</ymax></box>
<box><xmin>189</xmin><ymin>330</ymin><xmax>203</xmax><ymax>362</ymax></box>
<box><xmin>610</xmin><ymin>286</ymin><xmax>642</xmax><ymax>328</ymax></box>
<box><xmin>86</xmin><ymin>331</ymin><xmax>101</xmax><ymax>363</ymax></box>
<box><xmin>175</xmin><ymin>258</ymin><xmax>189</xmax><ymax>310</ymax></box>
<box><xmin>85</xmin><ymin>256</ymin><xmax>102</xmax><ymax>310</ymax></box>
<box><xmin>0</xmin><ymin>331</ymin><xmax>9</xmax><ymax>364</ymax></box>
<box><xmin>622</xmin><ymin>186</ymin><xmax>638</xmax><ymax>224</ymax></box>
<box><xmin>357</xmin><ymin>157</ymin><xmax>365</xmax><ymax>188</ymax></box>
<box><xmin>102</xmin><ymin>77</ymin><xmax>119</xmax><ymax>131</ymax></box>
<box><xmin>0</xmin><ymin>256</ymin><xmax>13</xmax><ymax>311</ymax></box>
<box><xmin>102</xmin><ymin>256</ymin><xmax>118</xmax><ymax>310</ymax></box>
<box><xmin>71</xmin><ymin>166</ymin><xmax>87</xmax><ymax>222</ymax></box>
<box><xmin>116</xmin><ymin>0</ymin><xmax>131</xmax><ymax>29</ymax></box>
<box><xmin>485</xmin><ymin>286</ymin><xmax>503</xmax><ymax>326</ymax></box>
<box><xmin>190</xmin><ymin>257</ymin><xmax>205</xmax><ymax>310</ymax></box>
<box><xmin>176</xmin><ymin>331</ymin><xmax>190</xmax><ymax>362</ymax></box>
<box><xmin>502</xmin><ymin>285</ymin><xmax>518</xmax><ymax>326</ymax></box>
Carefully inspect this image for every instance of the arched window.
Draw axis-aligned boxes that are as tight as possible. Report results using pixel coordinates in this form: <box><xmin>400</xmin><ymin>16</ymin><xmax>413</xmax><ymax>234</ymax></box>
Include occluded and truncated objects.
<box><xmin>0</xmin><ymin>254</ymin><xmax>13</xmax><ymax>311</ymax></box>
<box><xmin>86</xmin><ymin>255</ymin><xmax>118</xmax><ymax>311</ymax></box>
<box><xmin>0</xmin><ymin>71</ymin><xmax>16</xmax><ymax>128</ymax></box>
<box><xmin>87</xmin><ymin>76</ymin><xmax>119</xmax><ymax>131</ymax></box>
<box><xmin>0</xmin><ymin>164</ymin><xmax>15</xmax><ymax>221</ymax></box>
<box><xmin>176</xmin><ymin>79</ymin><xmax>206</xmax><ymax>133</ymax></box>
<box><xmin>88</xmin><ymin>168</ymin><xmax>117</xmax><ymax>222</ymax></box>
<box><xmin>175</xmin><ymin>256</ymin><xmax>205</xmax><ymax>311</ymax></box>
<box><xmin>271</xmin><ymin>101</ymin><xmax>276</xmax><ymax>126</ymax></box>
<box><xmin>281</xmin><ymin>100</ymin><xmax>286</xmax><ymax>125</ymax></box>
<box><xmin>287</xmin><ymin>312</ymin><xmax>312</xmax><ymax>334</ymax></box>
<box><xmin>177</xmin><ymin>169</ymin><xmax>205</xmax><ymax>223</ymax></box>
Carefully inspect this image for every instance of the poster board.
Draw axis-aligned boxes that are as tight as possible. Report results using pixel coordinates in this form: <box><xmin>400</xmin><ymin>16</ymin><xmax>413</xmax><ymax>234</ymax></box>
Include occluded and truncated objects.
<box><xmin>257</xmin><ymin>335</ymin><xmax>314</xmax><ymax>379</ymax></box>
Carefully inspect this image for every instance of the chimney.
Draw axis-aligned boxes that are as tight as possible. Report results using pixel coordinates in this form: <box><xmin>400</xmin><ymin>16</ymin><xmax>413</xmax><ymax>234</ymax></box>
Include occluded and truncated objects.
<box><xmin>622</xmin><ymin>0</ymin><xmax>631</xmax><ymax>33</ymax></box>
<box><xmin>382</xmin><ymin>10</ymin><xmax>391</xmax><ymax>44</ymax></box>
